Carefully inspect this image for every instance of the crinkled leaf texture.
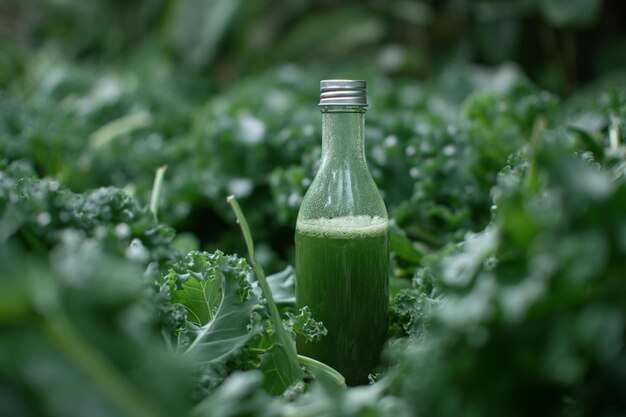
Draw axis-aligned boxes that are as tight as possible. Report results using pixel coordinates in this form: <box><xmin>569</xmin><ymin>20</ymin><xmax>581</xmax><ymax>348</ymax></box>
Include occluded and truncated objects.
<box><xmin>164</xmin><ymin>251</ymin><xmax>258</xmax><ymax>370</ymax></box>
<box><xmin>286</xmin><ymin>306</ymin><xmax>327</xmax><ymax>343</ymax></box>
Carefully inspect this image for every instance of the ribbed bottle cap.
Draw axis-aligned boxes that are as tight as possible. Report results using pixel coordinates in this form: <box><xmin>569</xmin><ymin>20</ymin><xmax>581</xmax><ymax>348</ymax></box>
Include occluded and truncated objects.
<box><xmin>320</xmin><ymin>80</ymin><xmax>367</xmax><ymax>106</ymax></box>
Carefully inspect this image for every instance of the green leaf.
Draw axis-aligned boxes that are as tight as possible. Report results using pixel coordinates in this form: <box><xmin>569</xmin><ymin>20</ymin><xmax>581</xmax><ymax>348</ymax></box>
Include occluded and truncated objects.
<box><xmin>227</xmin><ymin>196</ymin><xmax>303</xmax><ymax>393</ymax></box>
<box><xmin>259</xmin><ymin>344</ymin><xmax>302</xmax><ymax>395</ymax></box>
<box><xmin>286</xmin><ymin>306</ymin><xmax>327</xmax><ymax>343</ymax></box>
<box><xmin>168</xmin><ymin>260</ymin><xmax>222</xmax><ymax>327</ymax></box>
<box><xmin>264</xmin><ymin>266</ymin><xmax>296</xmax><ymax>306</ymax></box>
<box><xmin>191</xmin><ymin>371</ymin><xmax>272</xmax><ymax>417</ymax></box>
<box><xmin>167</xmin><ymin>251</ymin><xmax>258</xmax><ymax>367</ymax></box>
<box><xmin>390</xmin><ymin>219</ymin><xmax>423</xmax><ymax>264</ymax></box>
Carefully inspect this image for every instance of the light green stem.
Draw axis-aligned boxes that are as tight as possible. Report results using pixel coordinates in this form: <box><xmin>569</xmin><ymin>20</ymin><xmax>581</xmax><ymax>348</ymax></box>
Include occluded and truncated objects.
<box><xmin>297</xmin><ymin>354</ymin><xmax>345</xmax><ymax>387</ymax></box>
<box><xmin>89</xmin><ymin>111</ymin><xmax>152</xmax><ymax>150</ymax></box>
<box><xmin>609</xmin><ymin>117</ymin><xmax>620</xmax><ymax>150</ymax></box>
<box><xmin>150</xmin><ymin>165</ymin><xmax>168</xmax><ymax>220</ymax></box>
<box><xmin>526</xmin><ymin>116</ymin><xmax>547</xmax><ymax>193</ymax></box>
<box><xmin>227</xmin><ymin>196</ymin><xmax>303</xmax><ymax>383</ymax></box>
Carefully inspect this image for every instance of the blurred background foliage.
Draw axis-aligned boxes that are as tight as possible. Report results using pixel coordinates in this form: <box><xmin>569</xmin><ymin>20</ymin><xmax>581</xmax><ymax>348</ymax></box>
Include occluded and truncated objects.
<box><xmin>1</xmin><ymin>0</ymin><xmax>625</xmax><ymax>92</ymax></box>
<box><xmin>1</xmin><ymin>1</ymin><xmax>626</xmax><ymax>417</ymax></box>
<box><xmin>1</xmin><ymin>0</ymin><xmax>624</xmax><ymax>269</ymax></box>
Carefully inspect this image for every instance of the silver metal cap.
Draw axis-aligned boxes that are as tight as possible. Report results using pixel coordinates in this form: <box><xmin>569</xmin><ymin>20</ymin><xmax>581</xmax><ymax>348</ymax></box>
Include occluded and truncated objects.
<box><xmin>320</xmin><ymin>79</ymin><xmax>367</xmax><ymax>106</ymax></box>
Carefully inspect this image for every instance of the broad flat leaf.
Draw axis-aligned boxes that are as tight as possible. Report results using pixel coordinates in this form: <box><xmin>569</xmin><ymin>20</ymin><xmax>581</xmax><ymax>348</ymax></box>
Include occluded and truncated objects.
<box><xmin>567</xmin><ymin>126</ymin><xmax>605</xmax><ymax>161</ymax></box>
<box><xmin>170</xmin><ymin>264</ymin><xmax>222</xmax><ymax>327</ymax></box>
<box><xmin>390</xmin><ymin>219</ymin><xmax>423</xmax><ymax>264</ymax></box>
<box><xmin>191</xmin><ymin>371</ymin><xmax>271</xmax><ymax>417</ymax></box>
<box><xmin>259</xmin><ymin>343</ymin><xmax>302</xmax><ymax>395</ymax></box>
<box><xmin>259</xmin><ymin>266</ymin><xmax>296</xmax><ymax>306</ymax></box>
<box><xmin>166</xmin><ymin>251</ymin><xmax>258</xmax><ymax>365</ymax></box>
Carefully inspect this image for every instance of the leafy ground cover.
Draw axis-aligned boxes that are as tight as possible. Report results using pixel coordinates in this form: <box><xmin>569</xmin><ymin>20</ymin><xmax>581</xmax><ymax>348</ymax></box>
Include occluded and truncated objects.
<box><xmin>1</xmin><ymin>1</ymin><xmax>626</xmax><ymax>415</ymax></box>
<box><xmin>1</xmin><ymin>59</ymin><xmax>625</xmax><ymax>415</ymax></box>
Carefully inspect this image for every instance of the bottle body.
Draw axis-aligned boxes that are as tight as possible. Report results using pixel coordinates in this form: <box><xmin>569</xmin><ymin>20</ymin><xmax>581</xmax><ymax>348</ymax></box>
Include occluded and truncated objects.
<box><xmin>296</xmin><ymin>216</ymin><xmax>388</xmax><ymax>385</ymax></box>
<box><xmin>295</xmin><ymin>103</ymin><xmax>389</xmax><ymax>385</ymax></box>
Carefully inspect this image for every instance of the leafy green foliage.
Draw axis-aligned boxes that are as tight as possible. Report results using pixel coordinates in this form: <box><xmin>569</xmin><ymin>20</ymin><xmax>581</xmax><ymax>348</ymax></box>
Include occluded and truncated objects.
<box><xmin>386</xmin><ymin>132</ymin><xmax>626</xmax><ymax>417</ymax></box>
<box><xmin>286</xmin><ymin>306</ymin><xmax>328</xmax><ymax>343</ymax></box>
<box><xmin>263</xmin><ymin>265</ymin><xmax>296</xmax><ymax>306</ymax></box>
<box><xmin>0</xmin><ymin>160</ymin><xmax>177</xmax><ymax>270</ymax></box>
<box><xmin>0</xmin><ymin>236</ymin><xmax>194</xmax><ymax>417</ymax></box>
<box><xmin>228</xmin><ymin>195</ymin><xmax>304</xmax><ymax>394</ymax></box>
<box><xmin>160</xmin><ymin>250</ymin><xmax>259</xmax><ymax>395</ymax></box>
<box><xmin>191</xmin><ymin>371</ymin><xmax>272</xmax><ymax>417</ymax></box>
<box><xmin>1</xmin><ymin>1</ymin><xmax>626</xmax><ymax>414</ymax></box>
<box><xmin>3</xmin><ymin>68</ymin><xmax>626</xmax><ymax>416</ymax></box>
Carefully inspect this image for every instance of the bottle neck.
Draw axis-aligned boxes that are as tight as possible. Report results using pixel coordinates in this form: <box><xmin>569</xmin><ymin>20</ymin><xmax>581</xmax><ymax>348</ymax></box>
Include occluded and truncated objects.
<box><xmin>320</xmin><ymin>107</ymin><xmax>366</xmax><ymax>163</ymax></box>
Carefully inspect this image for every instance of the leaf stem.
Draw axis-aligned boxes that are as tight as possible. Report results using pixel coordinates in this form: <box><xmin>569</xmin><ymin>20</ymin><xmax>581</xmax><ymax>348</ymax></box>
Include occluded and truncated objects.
<box><xmin>297</xmin><ymin>354</ymin><xmax>345</xmax><ymax>387</ymax></box>
<box><xmin>150</xmin><ymin>165</ymin><xmax>168</xmax><ymax>220</ymax></box>
<box><xmin>227</xmin><ymin>196</ymin><xmax>303</xmax><ymax>384</ymax></box>
<box><xmin>89</xmin><ymin>111</ymin><xmax>152</xmax><ymax>150</ymax></box>
<box><xmin>609</xmin><ymin>116</ymin><xmax>620</xmax><ymax>150</ymax></box>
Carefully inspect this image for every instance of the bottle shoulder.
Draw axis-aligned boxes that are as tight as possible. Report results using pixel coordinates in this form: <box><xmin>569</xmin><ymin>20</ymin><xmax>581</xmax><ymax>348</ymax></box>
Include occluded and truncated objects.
<box><xmin>297</xmin><ymin>160</ymin><xmax>387</xmax><ymax>223</ymax></box>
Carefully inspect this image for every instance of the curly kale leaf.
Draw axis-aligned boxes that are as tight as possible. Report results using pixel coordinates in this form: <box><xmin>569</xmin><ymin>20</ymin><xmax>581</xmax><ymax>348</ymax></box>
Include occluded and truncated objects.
<box><xmin>390</xmin><ymin>288</ymin><xmax>439</xmax><ymax>339</ymax></box>
<box><xmin>285</xmin><ymin>306</ymin><xmax>327</xmax><ymax>343</ymax></box>
<box><xmin>388</xmin><ymin>139</ymin><xmax>626</xmax><ymax>417</ymax></box>
<box><xmin>0</xmin><ymin>160</ymin><xmax>177</xmax><ymax>270</ymax></box>
<box><xmin>160</xmin><ymin>250</ymin><xmax>259</xmax><ymax>392</ymax></box>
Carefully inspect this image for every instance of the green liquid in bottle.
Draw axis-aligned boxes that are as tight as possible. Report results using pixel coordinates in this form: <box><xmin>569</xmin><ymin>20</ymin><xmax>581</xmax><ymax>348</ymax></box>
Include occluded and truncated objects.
<box><xmin>295</xmin><ymin>215</ymin><xmax>389</xmax><ymax>385</ymax></box>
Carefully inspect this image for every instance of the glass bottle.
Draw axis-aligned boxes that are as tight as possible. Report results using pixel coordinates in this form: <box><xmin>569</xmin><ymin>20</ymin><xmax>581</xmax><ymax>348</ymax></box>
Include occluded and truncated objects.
<box><xmin>295</xmin><ymin>80</ymin><xmax>389</xmax><ymax>385</ymax></box>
